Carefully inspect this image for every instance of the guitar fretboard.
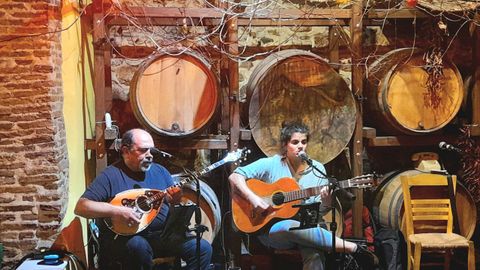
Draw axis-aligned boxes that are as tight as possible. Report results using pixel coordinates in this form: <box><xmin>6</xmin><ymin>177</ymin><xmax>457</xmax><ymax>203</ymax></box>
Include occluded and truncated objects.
<box><xmin>282</xmin><ymin>185</ymin><xmax>328</xmax><ymax>202</ymax></box>
<box><xmin>279</xmin><ymin>176</ymin><xmax>371</xmax><ymax>203</ymax></box>
<box><xmin>166</xmin><ymin>158</ymin><xmax>228</xmax><ymax>193</ymax></box>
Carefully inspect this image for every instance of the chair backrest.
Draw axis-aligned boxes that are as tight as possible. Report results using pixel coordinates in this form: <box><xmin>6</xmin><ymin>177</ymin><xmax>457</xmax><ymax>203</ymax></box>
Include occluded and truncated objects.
<box><xmin>400</xmin><ymin>173</ymin><xmax>456</xmax><ymax>236</ymax></box>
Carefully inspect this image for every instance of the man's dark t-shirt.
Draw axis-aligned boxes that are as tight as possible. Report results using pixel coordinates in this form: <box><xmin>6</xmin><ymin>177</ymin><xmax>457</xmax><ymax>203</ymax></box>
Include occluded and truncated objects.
<box><xmin>81</xmin><ymin>160</ymin><xmax>174</xmax><ymax>234</ymax></box>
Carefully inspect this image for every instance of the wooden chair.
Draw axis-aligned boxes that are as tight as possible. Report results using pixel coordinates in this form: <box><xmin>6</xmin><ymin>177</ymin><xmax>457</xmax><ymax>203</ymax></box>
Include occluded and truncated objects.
<box><xmin>400</xmin><ymin>173</ymin><xmax>475</xmax><ymax>270</ymax></box>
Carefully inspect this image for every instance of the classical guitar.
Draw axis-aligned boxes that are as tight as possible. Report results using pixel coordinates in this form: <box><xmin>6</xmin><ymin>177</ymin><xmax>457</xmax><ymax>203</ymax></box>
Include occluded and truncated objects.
<box><xmin>105</xmin><ymin>148</ymin><xmax>250</xmax><ymax>235</ymax></box>
<box><xmin>232</xmin><ymin>175</ymin><xmax>375</xmax><ymax>233</ymax></box>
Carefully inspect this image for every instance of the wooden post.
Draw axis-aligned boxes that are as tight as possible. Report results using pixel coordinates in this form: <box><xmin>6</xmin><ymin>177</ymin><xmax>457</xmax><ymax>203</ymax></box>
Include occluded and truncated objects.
<box><xmin>92</xmin><ymin>0</ymin><xmax>113</xmax><ymax>175</ymax></box>
<box><xmin>472</xmin><ymin>21</ymin><xmax>480</xmax><ymax>128</ymax></box>
<box><xmin>227</xmin><ymin>24</ymin><xmax>240</xmax><ymax>152</ymax></box>
<box><xmin>225</xmin><ymin>3</ymin><xmax>241</xmax><ymax>267</ymax></box>
<box><xmin>328</xmin><ymin>25</ymin><xmax>341</xmax><ymax>72</ymax></box>
<box><xmin>92</xmin><ymin>0</ymin><xmax>106</xmax><ymax>174</ymax></box>
<box><xmin>350</xmin><ymin>0</ymin><xmax>364</xmax><ymax>237</ymax></box>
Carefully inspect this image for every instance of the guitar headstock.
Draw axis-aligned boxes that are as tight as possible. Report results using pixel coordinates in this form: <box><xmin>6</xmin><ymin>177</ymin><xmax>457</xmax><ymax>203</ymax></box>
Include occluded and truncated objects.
<box><xmin>348</xmin><ymin>174</ymin><xmax>379</xmax><ymax>189</ymax></box>
<box><xmin>223</xmin><ymin>148</ymin><xmax>251</xmax><ymax>164</ymax></box>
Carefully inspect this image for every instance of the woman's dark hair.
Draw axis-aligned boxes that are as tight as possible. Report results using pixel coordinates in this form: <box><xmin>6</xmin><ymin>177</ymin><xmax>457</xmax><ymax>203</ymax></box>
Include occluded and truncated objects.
<box><xmin>279</xmin><ymin>121</ymin><xmax>310</xmax><ymax>154</ymax></box>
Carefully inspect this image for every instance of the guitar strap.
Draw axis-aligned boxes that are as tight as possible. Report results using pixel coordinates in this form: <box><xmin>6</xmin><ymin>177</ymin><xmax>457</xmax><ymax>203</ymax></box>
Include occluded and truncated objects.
<box><xmin>446</xmin><ymin>174</ymin><xmax>460</xmax><ymax>235</ymax></box>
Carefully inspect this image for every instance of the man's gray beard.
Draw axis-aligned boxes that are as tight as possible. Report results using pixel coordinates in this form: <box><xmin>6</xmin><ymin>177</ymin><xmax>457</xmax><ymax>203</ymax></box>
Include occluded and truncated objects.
<box><xmin>140</xmin><ymin>160</ymin><xmax>152</xmax><ymax>172</ymax></box>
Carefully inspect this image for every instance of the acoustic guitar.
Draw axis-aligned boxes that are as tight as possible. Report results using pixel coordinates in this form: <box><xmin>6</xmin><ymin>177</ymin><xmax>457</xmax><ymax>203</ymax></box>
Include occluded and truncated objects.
<box><xmin>232</xmin><ymin>175</ymin><xmax>375</xmax><ymax>233</ymax></box>
<box><xmin>105</xmin><ymin>148</ymin><xmax>249</xmax><ymax>235</ymax></box>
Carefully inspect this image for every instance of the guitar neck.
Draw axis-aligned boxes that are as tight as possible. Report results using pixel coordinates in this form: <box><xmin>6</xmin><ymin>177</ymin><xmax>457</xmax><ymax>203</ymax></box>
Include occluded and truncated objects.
<box><xmin>167</xmin><ymin>159</ymin><xmax>227</xmax><ymax>191</ymax></box>
<box><xmin>198</xmin><ymin>159</ymin><xmax>226</xmax><ymax>175</ymax></box>
<box><xmin>282</xmin><ymin>186</ymin><xmax>327</xmax><ymax>203</ymax></box>
<box><xmin>281</xmin><ymin>177</ymin><xmax>367</xmax><ymax>203</ymax></box>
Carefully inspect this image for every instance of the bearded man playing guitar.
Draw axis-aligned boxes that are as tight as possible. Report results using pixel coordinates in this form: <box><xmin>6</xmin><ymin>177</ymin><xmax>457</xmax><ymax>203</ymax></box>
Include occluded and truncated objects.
<box><xmin>75</xmin><ymin>128</ymin><xmax>212</xmax><ymax>270</ymax></box>
<box><xmin>229</xmin><ymin>122</ymin><xmax>377</xmax><ymax>270</ymax></box>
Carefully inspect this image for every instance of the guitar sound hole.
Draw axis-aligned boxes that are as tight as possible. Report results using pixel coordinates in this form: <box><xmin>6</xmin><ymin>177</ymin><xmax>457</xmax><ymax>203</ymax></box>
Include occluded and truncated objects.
<box><xmin>272</xmin><ymin>192</ymin><xmax>285</xmax><ymax>206</ymax></box>
<box><xmin>135</xmin><ymin>195</ymin><xmax>152</xmax><ymax>212</ymax></box>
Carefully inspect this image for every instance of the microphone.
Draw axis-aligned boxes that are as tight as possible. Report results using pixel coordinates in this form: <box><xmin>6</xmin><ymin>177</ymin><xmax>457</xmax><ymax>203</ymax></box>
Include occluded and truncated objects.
<box><xmin>298</xmin><ymin>151</ymin><xmax>310</xmax><ymax>162</ymax></box>
<box><xmin>438</xmin><ymin>142</ymin><xmax>462</xmax><ymax>153</ymax></box>
<box><xmin>298</xmin><ymin>150</ymin><xmax>356</xmax><ymax>200</ymax></box>
<box><xmin>150</xmin><ymin>147</ymin><xmax>173</xmax><ymax>158</ymax></box>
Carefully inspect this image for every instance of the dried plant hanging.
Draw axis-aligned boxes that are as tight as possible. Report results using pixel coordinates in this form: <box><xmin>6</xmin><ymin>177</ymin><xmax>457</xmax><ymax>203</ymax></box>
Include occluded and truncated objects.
<box><xmin>422</xmin><ymin>47</ymin><xmax>444</xmax><ymax>109</ymax></box>
<box><xmin>458</xmin><ymin>126</ymin><xmax>480</xmax><ymax>222</ymax></box>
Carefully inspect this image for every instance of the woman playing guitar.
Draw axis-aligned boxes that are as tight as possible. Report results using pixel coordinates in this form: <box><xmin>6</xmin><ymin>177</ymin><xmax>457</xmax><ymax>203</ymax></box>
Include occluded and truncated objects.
<box><xmin>229</xmin><ymin>122</ymin><xmax>377</xmax><ymax>270</ymax></box>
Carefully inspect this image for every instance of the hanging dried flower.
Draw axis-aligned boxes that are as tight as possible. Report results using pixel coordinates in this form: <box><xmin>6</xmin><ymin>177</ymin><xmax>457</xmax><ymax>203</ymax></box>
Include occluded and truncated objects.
<box><xmin>458</xmin><ymin>126</ymin><xmax>480</xmax><ymax>222</ymax></box>
<box><xmin>422</xmin><ymin>48</ymin><xmax>444</xmax><ymax>109</ymax></box>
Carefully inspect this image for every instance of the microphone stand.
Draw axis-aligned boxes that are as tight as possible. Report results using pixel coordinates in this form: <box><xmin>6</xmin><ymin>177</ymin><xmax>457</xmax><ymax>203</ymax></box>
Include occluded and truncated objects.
<box><xmin>188</xmin><ymin>172</ymin><xmax>208</xmax><ymax>270</ymax></box>
<box><xmin>301</xmin><ymin>157</ymin><xmax>356</xmax><ymax>270</ymax></box>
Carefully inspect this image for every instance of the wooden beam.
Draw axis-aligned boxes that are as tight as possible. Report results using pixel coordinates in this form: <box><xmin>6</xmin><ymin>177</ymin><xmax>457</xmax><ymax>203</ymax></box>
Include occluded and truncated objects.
<box><xmin>226</xmin><ymin>14</ymin><xmax>240</xmax><ymax>153</ymax></box>
<box><xmin>92</xmin><ymin>0</ymin><xmax>109</xmax><ymax>174</ymax></box>
<box><xmin>106</xmin><ymin>17</ymin><xmax>393</xmax><ymax>27</ymax></box>
<box><xmin>106</xmin><ymin>6</ymin><xmax>429</xmax><ymax>20</ymax></box>
<box><xmin>366</xmin><ymin>8</ymin><xmax>429</xmax><ymax>19</ymax></box>
<box><xmin>224</xmin><ymin>1</ymin><xmax>242</xmax><ymax>266</ymax></box>
<box><xmin>367</xmin><ymin>135</ymin><xmax>459</xmax><ymax>147</ymax></box>
<box><xmin>236</xmin><ymin>18</ymin><xmax>350</xmax><ymax>26</ymax></box>
<box><xmin>362</xmin><ymin>127</ymin><xmax>377</xmax><ymax>139</ymax></box>
<box><xmin>328</xmin><ymin>25</ymin><xmax>342</xmax><ymax>71</ymax></box>
<box><xmin>112</xmin><ymin>7</ymin><xmax>223</xmax><ymax>18</ymax></box>
<box><xmin>471</xmin><ymin>17</ymin><xmax>480</xmax><ymax>132</ymax></box>
<box><xmin>350</xmin><ymin>0</ymin><xmax>364</xmax><ymax>238</ymax></box>
<box><xmin>100</xmin><ymin>5</ymin><xmax>431</xmax><ymax>27</ymax></box>
<box><xmin>153</xmin><ymin>136</ymin><xmax>229</xmax><ymax>150</ymax></box>
<box><xmin>110</xmin><ymin>44</ymin><xmax>396</xmax><ymax>62</ymax></box>
<box><xmin>104</xmin><ymin>6</ymin><xmax>352</xmax><ymax>19</ymax></box>
<box><xmin>239</xmin><ymin>128</ymin><xmax>252</xmax><ymax>141</ymax></box>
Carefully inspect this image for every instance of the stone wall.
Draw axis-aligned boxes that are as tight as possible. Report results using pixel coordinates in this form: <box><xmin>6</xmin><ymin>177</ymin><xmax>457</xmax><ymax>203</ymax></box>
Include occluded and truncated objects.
<box><xmin>0</xmin><ymin>0</ymin><xmax>68</xmax><ymax>268</ymax></box>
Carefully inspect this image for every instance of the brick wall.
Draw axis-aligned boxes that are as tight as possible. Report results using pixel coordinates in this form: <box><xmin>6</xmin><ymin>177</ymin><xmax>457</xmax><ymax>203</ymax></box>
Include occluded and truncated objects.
<box><xmin>0</xmin><ymin>0</ymin><xmax>68</xmax><ymax>268</ymax></box>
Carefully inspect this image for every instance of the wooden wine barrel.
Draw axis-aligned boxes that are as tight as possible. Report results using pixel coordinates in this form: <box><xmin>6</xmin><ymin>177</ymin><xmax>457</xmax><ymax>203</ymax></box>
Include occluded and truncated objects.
<box><xmin>372</xmin><ymin>170</ymin><xmax>477</xmax><ymax>239</ymax></box>
<box><xmin>130</xmin><ymin>50</ymin><xmax>218</xmax><ymax>137</ymax></box>
<box><xmin>246</xmin><ymin>49</ymin><xmax>356</xmax><ymax>164</ymax></box>
<box><xmin>461</xmin><ymin>74</ymin><xmax>480</xmax><ymax>123</ymax></box>
<box><xmin>365</xmin><ymin>48</ymin><xmax>464</xmax><ymax>135</ymax></box>
<box><xmin>180</xmin><ymin>180</ymin><xmax>221</xmax><ymax>244</ymax></box>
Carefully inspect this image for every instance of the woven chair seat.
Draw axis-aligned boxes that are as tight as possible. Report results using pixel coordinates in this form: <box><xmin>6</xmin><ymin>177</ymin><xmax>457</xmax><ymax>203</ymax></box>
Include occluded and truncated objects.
<box><xmin>409</xmin><ymin>233</ymin><xmax>470</xmax><ymax>248</ymax></box>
